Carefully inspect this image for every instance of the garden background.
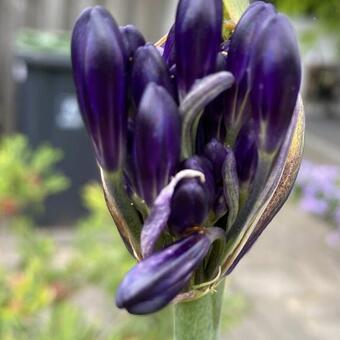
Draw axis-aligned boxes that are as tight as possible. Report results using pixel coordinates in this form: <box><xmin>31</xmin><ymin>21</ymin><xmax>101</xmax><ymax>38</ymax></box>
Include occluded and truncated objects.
<box><xmin>1</xmin><ymin>0</ymin><xmax>340</xmax><ymax>339</ymax></box>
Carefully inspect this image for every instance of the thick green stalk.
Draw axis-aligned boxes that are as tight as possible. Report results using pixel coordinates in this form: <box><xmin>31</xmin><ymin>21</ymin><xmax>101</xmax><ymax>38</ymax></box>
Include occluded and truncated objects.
<box><xmin>174</xmin><ymin>282</ymin><xmax>225</xmax><ymax>340</ymax></box>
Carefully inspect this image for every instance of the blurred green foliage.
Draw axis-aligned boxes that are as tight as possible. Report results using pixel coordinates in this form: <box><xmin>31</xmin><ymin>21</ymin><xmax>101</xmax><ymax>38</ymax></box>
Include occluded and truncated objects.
<box><xmin>270</xmin><ymin>0</ymin><xmax>340</xmax><ymax>30</ymax></box>
<box><xmin>34</xmin><ymin>303</ymin><xmax>99</xmax><ymax>340</ymax></box>
<box><xmin>0</xmin><ymin>135</ymin><xmax>69</xmax><ymax>221</ymax></box>
<box><xmin>0</xmin><ymin>194</ymin><xmax>102</xmax><ymax>339</ymax></box>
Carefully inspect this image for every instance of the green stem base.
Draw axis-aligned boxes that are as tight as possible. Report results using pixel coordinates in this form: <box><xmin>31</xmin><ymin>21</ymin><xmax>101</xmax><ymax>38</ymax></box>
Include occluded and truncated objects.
<box><xmin>174</xmin><ymin>281</ymin><xmax>225</xmax><ymax>340</ymax></box>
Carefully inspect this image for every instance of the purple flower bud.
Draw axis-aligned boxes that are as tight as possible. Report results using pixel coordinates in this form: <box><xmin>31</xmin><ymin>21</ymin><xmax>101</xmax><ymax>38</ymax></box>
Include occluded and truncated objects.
<box><xmin>131</xmin><ymin>44</ymin><xmax>173</xmax><ymax>105</ymax></box>
<box><xmin>141</xmin><ymin>170</ymin><xmax>205</xmax><ymax>257</ymax></box>
<box><xmin>184</xmin><ymin>156</ymin><xmax>216</xmax><ymax>206</ymax></box>
<box><xmin>116</xmin><ymin>228</ymin><xmax>224</xmax><ymax>315</ymax></box>
<box><xmin>167</xmin><ymin>156</ymin><xmax>220</xmax><ymax>229</ymax></box>
<box><xmin>234</xmin><ymin>123</ymin><xmax>258</xmax><ymax>184</ymax></box>
<box><xmin>250</xmin><ymin>14</ymin><xmax>301</xmax><ymax>152</ymax></box>
<box><xmin>169</xmin><ymin>179</ymin><xmax>209</xmax><ymax>235</ymax></box>
<box><xmin>134</xmin><ymin>83</ymin><xmax>181</xmax><ymax>205</ymax></box>
<box><xmin>223</xmin><ymin>2</ymin><xmax>276</xmax><ymax>143</ymax></box>
<box><xmin>175</xmin><ymin>0</ymin><xmax>222</xmax><ymax>97</ymax></box>
<box><xmin>71</xmin><ymin>6</ymin><xmax>127</xmax><ymax>171</ymax></box>
<box><xmin>120</xmin><ymin>24</ymin><xmax>146</xmax><ymax>59</ymax></box>
<box><xmin>227</xmin><ymin>2</ymin><xmax>275</xmax><ymax>84</ymax></box>
<box><xmin>204</xmin><ymin>139</ymin><xmax>229</xmax><ymax>182</ymax></box>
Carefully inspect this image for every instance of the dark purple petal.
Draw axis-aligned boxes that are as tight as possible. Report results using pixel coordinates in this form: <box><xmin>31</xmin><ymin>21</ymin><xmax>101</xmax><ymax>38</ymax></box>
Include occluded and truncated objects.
<box><xmin>120</xmin><ymin>24</ymin><xmax>146</xmax><ymax>59</ymax></box>
<box><xmin>234</xmin><ymin>123</ymin><xmax>258</xmax><ymax>184</ymax></box>
<box><xmin>141</xmin><ymin>170</ymin><xmax>205</xmax><ymax>258</ymax></box>
<box><xmin>227</xmin><ymin>2</ymin><xmax>276</xmax><ymax>84</ymax></box>
<box><xmin>131</xmin><ymin>44</ymin><xmax>173</xmax><ymax>105</ymax></box>
<box><xmin>170</xmin><ymin>64</ymin><xmax>177</xmax><ymax>78</ymax></box>
<box><xmin>216</xmin><ymin>52</ymin><xmax>228</xmax><ymax>72</ymax></box>
<box><xmin>134</xmin><ymin>84</ymin><xmax>181</xmax><ymax>206</ymax></box>
<box><xmin>71</xmin><ymin>6</ymin><xmax>127</xmax><ymax>171</ymax></box>
<box><xmin>250</xmin><ymin>14</ymin><xmax>301</xmax><ymax>152</ymax></box>
<box><xmin>175</xmin><ymin>0</ymin><xmax>222</xmax><ymax>97</ymax></box>
<box><xmin>124</xmin><ymin>118</ymin><xmax>136</xmax><ymax>185</ymax></box>
<box><xmin>223</xmin><ymin>2</ymin><xmax>276</xmax><ymax>144</ymax></box>
<box><xmin>169</xmin><ymin>64</ymin><xmax>179</xmax><ymax>104</ymax></box>
<box><xmin>163</xmin><ymin>25</ymin><xmax>176</xmax><ymax>67</ymax></box>
<box><xmin>117</xmin><ymin>228</ymin><xmax>225</xmax><ymax>315</ymax></box>
<box><xmin>169</xmin><ymin>178</ymin><xmax>209</xmax><ymax>235</ymax></box>
<box><xmin>122</xmin><ymin>276</ymin><xmax>190</xmax><ymax>315</ymax></box>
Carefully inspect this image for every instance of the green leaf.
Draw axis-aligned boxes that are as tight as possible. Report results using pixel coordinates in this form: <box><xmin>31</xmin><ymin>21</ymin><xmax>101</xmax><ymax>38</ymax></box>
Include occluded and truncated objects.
<box><xmin>223</xmin><ymin>0</ymin><xmax>249</xmax><ymax>23</ymax></box>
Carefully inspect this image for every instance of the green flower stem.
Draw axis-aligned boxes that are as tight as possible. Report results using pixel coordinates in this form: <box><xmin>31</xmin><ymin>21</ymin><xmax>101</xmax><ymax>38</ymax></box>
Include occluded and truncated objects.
<box><xmin>174</xmin><ymin>281</ymin><xmax>225</xmax><ymax>340</ymax></box>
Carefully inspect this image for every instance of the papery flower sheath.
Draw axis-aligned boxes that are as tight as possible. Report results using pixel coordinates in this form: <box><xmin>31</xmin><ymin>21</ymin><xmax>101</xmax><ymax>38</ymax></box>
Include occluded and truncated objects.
<box><xmin>71</xmin><ymin>0</ymin><xmax>304</xmax><ymax>316</ymax></box>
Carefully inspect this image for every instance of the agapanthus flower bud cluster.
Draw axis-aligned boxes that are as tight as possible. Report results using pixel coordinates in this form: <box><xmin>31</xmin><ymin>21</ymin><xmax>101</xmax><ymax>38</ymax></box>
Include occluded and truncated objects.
<box><xmin>71</xmin><ymin>0</ymin><xmax>304</xmax><ymax>315</ymax></box>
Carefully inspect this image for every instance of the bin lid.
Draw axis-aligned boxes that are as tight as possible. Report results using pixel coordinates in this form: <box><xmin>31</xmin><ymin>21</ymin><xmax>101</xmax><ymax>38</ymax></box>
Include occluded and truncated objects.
<box><xmin>15</xmin><ymin>29</ymin><xmax>71</xmax><ymax>70</ymax></box>
<box><xmin>16</xmin><ymin>50</ymin><xmax>71</xmax><ymax>70</ymax></box>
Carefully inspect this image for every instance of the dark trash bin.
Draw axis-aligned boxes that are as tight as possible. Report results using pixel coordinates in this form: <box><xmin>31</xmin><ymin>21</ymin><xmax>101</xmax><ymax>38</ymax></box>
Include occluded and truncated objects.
<box><xmin>15</xmin><ymin>50</ymin><xmax>98</xmax><ymax>226</ymax></box>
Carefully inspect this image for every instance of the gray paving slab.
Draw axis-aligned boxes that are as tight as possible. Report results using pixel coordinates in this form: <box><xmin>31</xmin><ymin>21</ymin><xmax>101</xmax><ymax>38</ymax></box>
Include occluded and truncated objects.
<box><xmin>304</xmin><ymin>103</ymin><xmax>340</xmax><ymax>164</ymax></box>
<box><xmin>225</xmin><ymin>202</ymin><xmax>340</xmax><ymax>340</ymax></box>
